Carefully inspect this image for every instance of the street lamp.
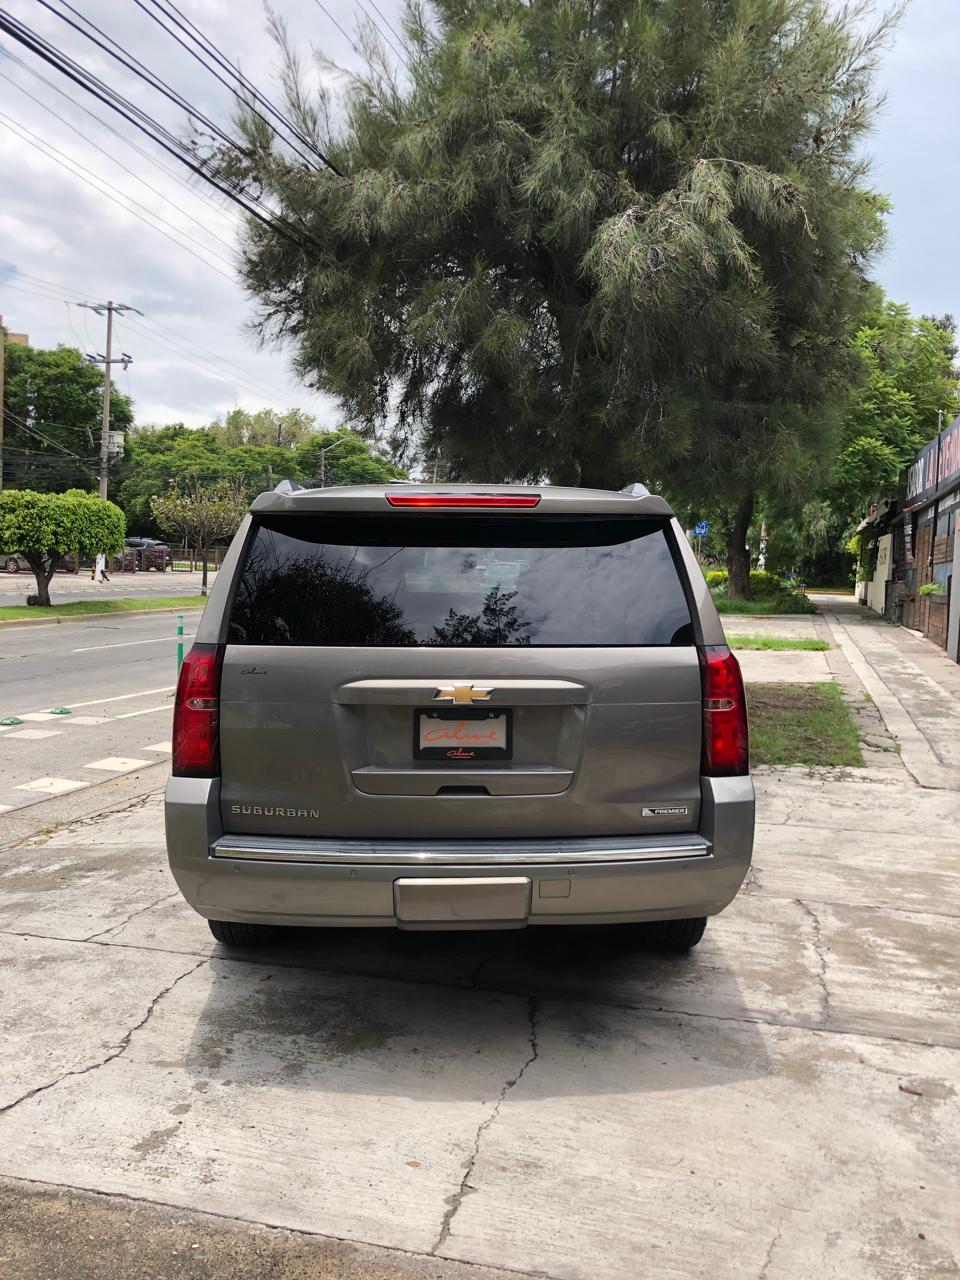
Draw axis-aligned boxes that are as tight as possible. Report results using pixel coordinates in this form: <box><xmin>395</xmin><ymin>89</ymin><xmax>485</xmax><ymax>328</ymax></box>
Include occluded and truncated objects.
<box><xmin>318</xmin><ymin>436</ymin><xmax>347</xmax><ymax>487</ymax></box>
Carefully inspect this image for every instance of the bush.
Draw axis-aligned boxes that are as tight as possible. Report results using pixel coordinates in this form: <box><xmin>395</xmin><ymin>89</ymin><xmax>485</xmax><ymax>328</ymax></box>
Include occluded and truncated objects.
<box><xmin>704</xmin><ymin>569</ymin><xmax>786</xmax><ymax>598</ymax></box>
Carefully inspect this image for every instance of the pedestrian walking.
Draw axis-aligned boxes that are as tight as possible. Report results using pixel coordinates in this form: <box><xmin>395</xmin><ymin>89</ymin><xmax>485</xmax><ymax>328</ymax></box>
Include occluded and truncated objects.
<box><xmin>93</xmin><ymin>552</ymin><xmax>110</xmax><ymax>584</ymax></box>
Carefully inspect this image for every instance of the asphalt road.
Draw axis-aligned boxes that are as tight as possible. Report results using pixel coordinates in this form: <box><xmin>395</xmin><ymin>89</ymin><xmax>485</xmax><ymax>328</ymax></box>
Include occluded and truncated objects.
<box><xmin>0</xmin><ymin>611</ymin><xmax>201</xmax><ymax>813</ymax></box>
<box><xmin>0</xmin><ymin>570</ymin><xmax>214</xmax><ymax>605</ymax></box>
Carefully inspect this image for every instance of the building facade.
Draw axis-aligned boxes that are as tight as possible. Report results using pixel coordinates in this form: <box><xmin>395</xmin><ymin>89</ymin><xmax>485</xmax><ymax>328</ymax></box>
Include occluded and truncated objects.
<box><xmin>857</xmin><ymin>416</ymin><xmax>960</xmax><ymax>663</ymax></box>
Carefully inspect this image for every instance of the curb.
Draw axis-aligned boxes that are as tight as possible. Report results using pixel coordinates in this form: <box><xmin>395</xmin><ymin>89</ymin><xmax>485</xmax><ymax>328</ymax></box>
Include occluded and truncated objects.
<box><xmin>0</xmin><ymin>604</ymin><xmax>205</xmax><ymax>630</ymax></box>
<box><xmin>0</xmin><ymin>760</ymin><xmax>171</xmax><ymax>852</ymax></box>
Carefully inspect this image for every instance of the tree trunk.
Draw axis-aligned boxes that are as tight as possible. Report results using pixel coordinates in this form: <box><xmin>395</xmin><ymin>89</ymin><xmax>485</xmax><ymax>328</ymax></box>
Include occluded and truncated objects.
<box><xmin>724</xmin><ymin>493</ymin><xmax>755</xmax><ymax>599</ymax></box>
<box><xmin>201</xmin><ymin>544</ymin><xmax>209</xmax><ymax>597</ymax></box>
<box><xmin>25</xmin><ymin>553</ymin><xmax>56</xmax><ymax>607</ymax></box>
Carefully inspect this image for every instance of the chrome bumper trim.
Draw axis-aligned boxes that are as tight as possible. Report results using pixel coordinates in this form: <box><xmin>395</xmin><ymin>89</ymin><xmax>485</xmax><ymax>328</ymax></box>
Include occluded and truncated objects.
<box><xmin>210</xmin><ymin>834</ymin><xmax>711</xmax><ymax>866</ymax></box>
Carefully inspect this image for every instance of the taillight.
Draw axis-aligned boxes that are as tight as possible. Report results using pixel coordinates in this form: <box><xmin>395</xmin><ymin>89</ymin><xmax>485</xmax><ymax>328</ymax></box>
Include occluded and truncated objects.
<box><xmin>698</xmin><ymin>645</ymin><xmax>749</xmax><ymax>776</ymax></box>
<box><xmin>172</xmin><ymin>643</ymin><xmax>224</xmax><ymax>777</ymax></box>
<box><xmin>385</xmin><ymin>493</ymin><xmax>541</xmax><ymax>508</ymax></box>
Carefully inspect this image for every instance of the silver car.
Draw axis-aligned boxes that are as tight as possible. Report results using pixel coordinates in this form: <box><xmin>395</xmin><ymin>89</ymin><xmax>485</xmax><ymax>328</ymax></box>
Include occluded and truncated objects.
<box><xmin>165</xmin><ymin>482</ymin><xmax>754</xmax><ymax>949</ymax></box>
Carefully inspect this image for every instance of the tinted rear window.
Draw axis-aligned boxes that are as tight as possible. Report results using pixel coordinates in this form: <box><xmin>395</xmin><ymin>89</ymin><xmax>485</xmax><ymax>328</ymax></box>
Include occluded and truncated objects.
<box><xmin>228</xmin><ymin>515</ymin><xmax>692</xmax><ymax>647</ymax></box>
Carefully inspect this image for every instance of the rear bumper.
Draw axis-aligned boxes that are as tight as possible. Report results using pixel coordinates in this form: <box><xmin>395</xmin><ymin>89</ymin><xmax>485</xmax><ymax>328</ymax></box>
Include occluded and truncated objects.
<box><xmin>164</xmin><ymin>776</ymin><xmax>754</xmax><ymax>929</ymax></box>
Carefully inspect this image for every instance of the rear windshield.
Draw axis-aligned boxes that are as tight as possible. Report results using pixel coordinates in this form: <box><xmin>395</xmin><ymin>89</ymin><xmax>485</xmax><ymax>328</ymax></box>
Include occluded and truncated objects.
<box><xmin>227</xmin><ymin>514</ymin><xmax>692</xmax><ymax>647</ymax></box>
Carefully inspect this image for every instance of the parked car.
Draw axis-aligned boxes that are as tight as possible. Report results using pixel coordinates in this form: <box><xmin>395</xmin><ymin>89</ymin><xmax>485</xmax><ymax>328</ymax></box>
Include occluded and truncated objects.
<box><xmin>124</xmin><ymin>536</ymin><xmax>170</xmax><ymax>571</ymax></box>
<box><xmin>165</xmin><ymin>482</ymin><xmax>754</xmax><ymax>950</ymax></box>
<box><xmin>2</xmin><ymin>551</ymin><xmax>78</xmax><ymax>574</ymax></box>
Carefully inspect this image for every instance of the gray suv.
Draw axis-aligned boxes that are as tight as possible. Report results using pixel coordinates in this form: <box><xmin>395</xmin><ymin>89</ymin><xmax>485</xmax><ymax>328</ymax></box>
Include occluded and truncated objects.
<box><xmin>165</xmin><ymin>483</ymin><xmax>754</xmax><ymax>949</ymax></box>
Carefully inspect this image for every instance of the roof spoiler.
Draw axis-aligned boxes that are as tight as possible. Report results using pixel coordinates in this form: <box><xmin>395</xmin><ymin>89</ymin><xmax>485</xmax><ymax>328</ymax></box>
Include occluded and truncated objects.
<box><xmin>620</xmin><ymin>482</ymin><xmax>651</xmax><ymax>498</ymax></box>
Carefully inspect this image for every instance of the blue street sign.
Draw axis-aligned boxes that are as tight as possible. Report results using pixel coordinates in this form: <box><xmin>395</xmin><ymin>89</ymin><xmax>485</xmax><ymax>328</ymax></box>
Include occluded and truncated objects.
<box><xmin>694</xmin><ymin>521</ymin><xmax>709</xmax><ymax>537</ymax></box>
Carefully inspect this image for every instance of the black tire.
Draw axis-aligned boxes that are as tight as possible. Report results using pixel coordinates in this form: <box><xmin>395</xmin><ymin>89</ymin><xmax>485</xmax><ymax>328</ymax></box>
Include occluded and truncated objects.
<box><xmin>6</xmin><ymin>557</ymin><xmax>22</xmax><ymax>574</ymax></box>
<box><xmin>641</xmin><ymin>917</ymin><xmax>707</xmax><ymax>951</ymax></box>
<box><xmin>208</xmin><ymin>919</ymin><xmax>277</xmax><ymax>947</ymax></box>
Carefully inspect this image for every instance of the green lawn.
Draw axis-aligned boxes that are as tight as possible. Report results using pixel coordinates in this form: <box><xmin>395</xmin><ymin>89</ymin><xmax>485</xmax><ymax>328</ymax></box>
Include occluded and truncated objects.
<box><xmin>728</xmin><ymin>635</ymin><xmax>829</xmax><ymax>651</ymax></box>
<box><xmin>748</xmin><ymin>682</ymin><xmax>863</xmax><ymax>767</ymax></box>
<box><xmin>0</xmin><ymin>596</ymin><xmax>205</xmax><ymax>622</ymax></box>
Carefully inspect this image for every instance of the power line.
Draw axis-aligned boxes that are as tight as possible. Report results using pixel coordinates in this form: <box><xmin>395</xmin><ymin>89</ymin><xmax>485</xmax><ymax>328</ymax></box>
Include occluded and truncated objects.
<box><xmin>0</xmin><ymin>65</ymin><xmax>239</xmax><ymax>263</ymax></box>
<box><xmin>0</xmin><ymin>6</ymin><xmax>325</xmax><ymax>251</ymax></box>
<box><xmin>3</xmin><ymin>266</ymin><xmax>303</xmax><ymax>409</ymax></box>
<box><xmin>0</xmin><ymin>46</ymin><xmax>241</xmax><ymax>229</ymax></box>
<box><xmin>0</xmin><ymin>109</ymin><xmax>238</xmax><ymax>281</ymax></box>
<box><xmin>130</xmin><ymin>0</ymin><xmax>333</xmax><ymax>174</ymax></box>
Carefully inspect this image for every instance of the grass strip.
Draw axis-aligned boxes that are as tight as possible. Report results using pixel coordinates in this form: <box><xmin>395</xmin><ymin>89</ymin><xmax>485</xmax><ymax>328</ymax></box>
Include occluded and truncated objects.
<box><xmin>728</xmin><ymin>635</ymin><xmax>828</xmax><ymax>651</ymax></box>
<box><xmin>748</xmin><ymin>681</ymin><xmax>863</xmax><ymax>767</ymax></box>
<box><xmin>0</xmin><ymin>596</ymin><xmax>205</xmax><ymax>622</ymax></box>
<box><xmin>714</xmin><ymin>595</ymin><xmax>817</xmax><ymax>615</ymax></box>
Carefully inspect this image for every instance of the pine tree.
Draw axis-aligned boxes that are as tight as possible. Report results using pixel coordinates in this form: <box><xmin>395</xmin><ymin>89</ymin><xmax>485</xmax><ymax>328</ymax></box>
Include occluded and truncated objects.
<box><xmin>220</xmin><ymin>0</ymin><xmax>899</xmax><ymax>594</ymax></box>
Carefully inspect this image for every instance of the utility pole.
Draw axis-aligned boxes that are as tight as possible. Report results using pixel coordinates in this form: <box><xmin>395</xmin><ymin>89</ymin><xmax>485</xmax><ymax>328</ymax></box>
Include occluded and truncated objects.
<box><xmin>79</xmin><ymin>301</ymin><xmax>141</xmax><ymax>499</ymax></box>
<box><xmin>0</xmin><ymin>313</ymin><xmax>5</xmax><ymax>494</ymax></box>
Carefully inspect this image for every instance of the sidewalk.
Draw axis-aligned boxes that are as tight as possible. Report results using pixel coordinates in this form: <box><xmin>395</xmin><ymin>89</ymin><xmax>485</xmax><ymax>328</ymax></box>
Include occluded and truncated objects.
<box><xmin>819</xmin><ymin>595</ymin><xmax>960</xmax><ymax>787</ymax></box>
<box><xmin>0</xmin><ymin>606</ymin><xmax>958</xmax><ymax>1279</ymax></box>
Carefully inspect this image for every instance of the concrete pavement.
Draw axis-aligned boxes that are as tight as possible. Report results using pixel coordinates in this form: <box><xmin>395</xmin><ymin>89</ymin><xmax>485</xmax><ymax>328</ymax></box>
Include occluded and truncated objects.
<box><xmin>0</xmin><ymin>600</ymin><xmax>958</xmax><ymax>1279</ymax></box>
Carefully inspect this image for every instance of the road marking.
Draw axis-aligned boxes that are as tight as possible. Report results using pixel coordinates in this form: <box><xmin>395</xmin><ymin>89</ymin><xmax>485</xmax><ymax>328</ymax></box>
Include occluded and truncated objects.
<box><xmin>15</xmin><ymin>777</ymin><xmax>87</xmax><ymax>795</ymax></box>
<box><xmin>6</xmin><ymin>729</ymin><xmax>64</xmax><ymax>740</ymax></box>
<box><xmin>144</xmin><ymin>742</ymin><xmax>172</xmax><ymax>753</ymax></box>
<box><xmin>0</xmin><ymin>804</ymin><xmax>11</xmax><ymax>813</ymax></box>
<box><xmin>18</xmin><ymin>712</ymin><xmax>61</xmax><ymax>722</ymax></box>
<box><xmin>112</xmin><ymin>704</ymin><xmax>173</xmax><ymax>720</ymax></box>
<box><xmin>13</xmin><ymin>685</ymin><xmax>175</xmax><ymax>718</ymax></box>
<box><xmin>72</xmin><ymin>633</ymin><xmax>196</xmax><ymax>653</ymax></box>
<box><xmin>84</xmin><ymin>756</ymin><xmax>152</xmax><ymax>772</ymax></box>
<box><xmin>61</xmin><ymin>715</ymin><xmax>107</xmax><ymax>726</ymax></box>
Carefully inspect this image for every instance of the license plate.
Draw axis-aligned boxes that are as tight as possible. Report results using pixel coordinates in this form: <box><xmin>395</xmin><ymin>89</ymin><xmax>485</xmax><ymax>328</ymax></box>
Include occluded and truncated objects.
<box><xmin>414</xmin><ymin>708</ymin><xmax>512</xmax><ymax>762</ymax></box>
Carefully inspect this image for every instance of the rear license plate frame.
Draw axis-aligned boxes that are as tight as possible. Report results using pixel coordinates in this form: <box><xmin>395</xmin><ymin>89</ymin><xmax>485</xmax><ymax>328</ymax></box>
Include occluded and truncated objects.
<box><xmin>414</xmin><ymin>707</ymin><xmax>513</xmax><ymax>763</ymax></box>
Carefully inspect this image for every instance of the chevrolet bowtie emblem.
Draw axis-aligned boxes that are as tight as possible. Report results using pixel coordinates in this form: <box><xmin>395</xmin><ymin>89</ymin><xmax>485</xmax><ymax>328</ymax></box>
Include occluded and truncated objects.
<box><xmin>433</xmin><ymin>682</ymin><xmax>493</xmax><ymax>705</ymax></box>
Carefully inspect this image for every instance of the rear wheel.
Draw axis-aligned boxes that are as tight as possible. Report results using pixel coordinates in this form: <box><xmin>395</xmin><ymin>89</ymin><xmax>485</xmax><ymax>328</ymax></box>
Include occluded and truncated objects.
<box><xmin>208</xmin><ymin>919</ymin><xmax>277</xmax><ymax>948</ymax></box>
<box><xmin>640</xmin><ymin>917</ymin><xmax>707</xmax><ymax>951</ymax></box>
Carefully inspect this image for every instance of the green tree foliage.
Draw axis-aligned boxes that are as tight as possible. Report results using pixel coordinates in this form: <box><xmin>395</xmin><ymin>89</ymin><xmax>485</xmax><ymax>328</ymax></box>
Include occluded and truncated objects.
<box><xmin>0</xmin><ymin>488</ymin><xmax>125</xmax><ymax>606</ymax></box>
<box><xmin>209</xmin><ymin>407</ymin><xmax>315</xmax><ymax>449</ymax></box>
<box><xmin>1</xmin><ymin>344</ymin><xmax>133</xmax><ymax>492</ymax></box>
<box><xmin>151</xmin><ymin>478</ymin><xmax>249</xmax><ymax>595</ymax></box>
<box><xmin>762</xmin><ymin>304</ymin><xmax>960</xmax><ymax>585</ymax></box>
<box><xmin>116</xmin><ymin>424</ymin><xmax>402</xmax><ymax>532</ymax></box>
<box><xmin>218</xmin><ymin>0</ymin><xmax>896</xmax><ymax>595</ymax></box>
<box><xmin>829</xmin><ymin>303</ymin><xmax>960</xmax><ymax>513</ymax></box>
<box><xmin>295</xmin><ymin>429</ymin><xmax>404</xmax><ymax>486</ymax></box>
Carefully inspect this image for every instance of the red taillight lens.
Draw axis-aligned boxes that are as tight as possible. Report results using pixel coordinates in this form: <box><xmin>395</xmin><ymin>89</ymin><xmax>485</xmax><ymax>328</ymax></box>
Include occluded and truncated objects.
<box><xmin>172</xmin><ymin>643</ymin><xmax>224</xmax><ymax>777</ymax></box>
<box><xmin>385</xmin><ymin>493</ymin><xmax>541</xmax><ymax>508</ymax></box>
<box><xmin>698</xmin><ymin>645</ymin><xmax>749</xmax><ymax>776</ymax></box>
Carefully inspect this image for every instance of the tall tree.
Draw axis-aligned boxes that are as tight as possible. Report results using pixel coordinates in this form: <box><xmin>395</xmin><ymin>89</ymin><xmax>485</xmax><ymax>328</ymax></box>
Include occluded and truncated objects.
<box><xmin>216</xmin><ymin>0</ymin><xmax>895</xmax><ymax>595</ymax></box>
<box><xmin>1</xmin><ymin>345</ymin><xmax>133</xmax><ymax>492</ymax></box>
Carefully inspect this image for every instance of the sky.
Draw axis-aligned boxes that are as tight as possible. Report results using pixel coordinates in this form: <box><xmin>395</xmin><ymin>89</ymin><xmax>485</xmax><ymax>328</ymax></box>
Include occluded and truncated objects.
<box><xmin>1</xmin><ymin>0</ymin><xmax>958</xmax><ymax>430</ymax></box>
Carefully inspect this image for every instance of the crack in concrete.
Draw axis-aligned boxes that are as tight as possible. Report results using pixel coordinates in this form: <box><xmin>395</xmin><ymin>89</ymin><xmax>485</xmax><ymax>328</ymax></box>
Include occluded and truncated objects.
<box><xmin>0</xmin><ymin>957</ymin><xmax>207</xmax><ymax>1119</ymax></box>
<box><xmin>84</xmin><ymin>891</ymin><xmax>181</xmax><ymax>942</ymax></box>
<box><xmin>796</xmin><ymin>900</ymin><xmax>831</xmax><ymax>1025</ymax></box>
<box><xmin>469</xmin><ymin>938</ymin><xmax>513</xmax><ymax>989</ymax></box>
<box><xmin>758</xmin><ymin>1222</ymin><xmax>784</xmax><ymax>1280</ymax></box>
<box><xmin>2</xmin><ymin>925</ymin><xmax>950</xmax><ymax>1049</ymax></box>
<box><xmin>431</xmin><ymin>997</ymin><xmax>540</xmax><ymax>1256</ymax></box>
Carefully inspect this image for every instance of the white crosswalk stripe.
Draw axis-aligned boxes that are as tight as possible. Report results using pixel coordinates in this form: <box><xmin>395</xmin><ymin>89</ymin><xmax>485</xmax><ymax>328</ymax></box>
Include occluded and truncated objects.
<box><xmin>84</xmin><ymin>757</ymin><xmax>153</xmax><ymax>772</ymax></box>
<box><xmin>16</xmin><ymin>777</ymin><xmax>87</xmax><ymax>795</ymax></box>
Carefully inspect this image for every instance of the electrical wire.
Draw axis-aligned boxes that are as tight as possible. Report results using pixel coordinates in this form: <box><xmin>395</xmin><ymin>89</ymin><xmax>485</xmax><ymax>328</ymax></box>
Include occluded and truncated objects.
<box><xmin>3</xmin><ymin>266</ymin><xmax>302</xmax><ymax>409</ymax></box>
<box><xmin>0</xmin><ymin>109</ymin><xmax>238</xmax><ymax>281</ymax></box>
<box><xmin>0</xmin><ymin>46</ymin><xmax>240</xmax><ymax>229</ymax></box>
<box><xmin>0</xmin><ymin>6</ymin><xmax>325</xmax><ymax>251</ymax></box>
<box><xmin>130</xmin><ymin>0</ymin><xmax>333</xmax><ymax>174</ymax></box>
<box><xmin>0</xmin><ymin>65</ymin><xmax>239</xmax><ymax>263</ymax></box>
